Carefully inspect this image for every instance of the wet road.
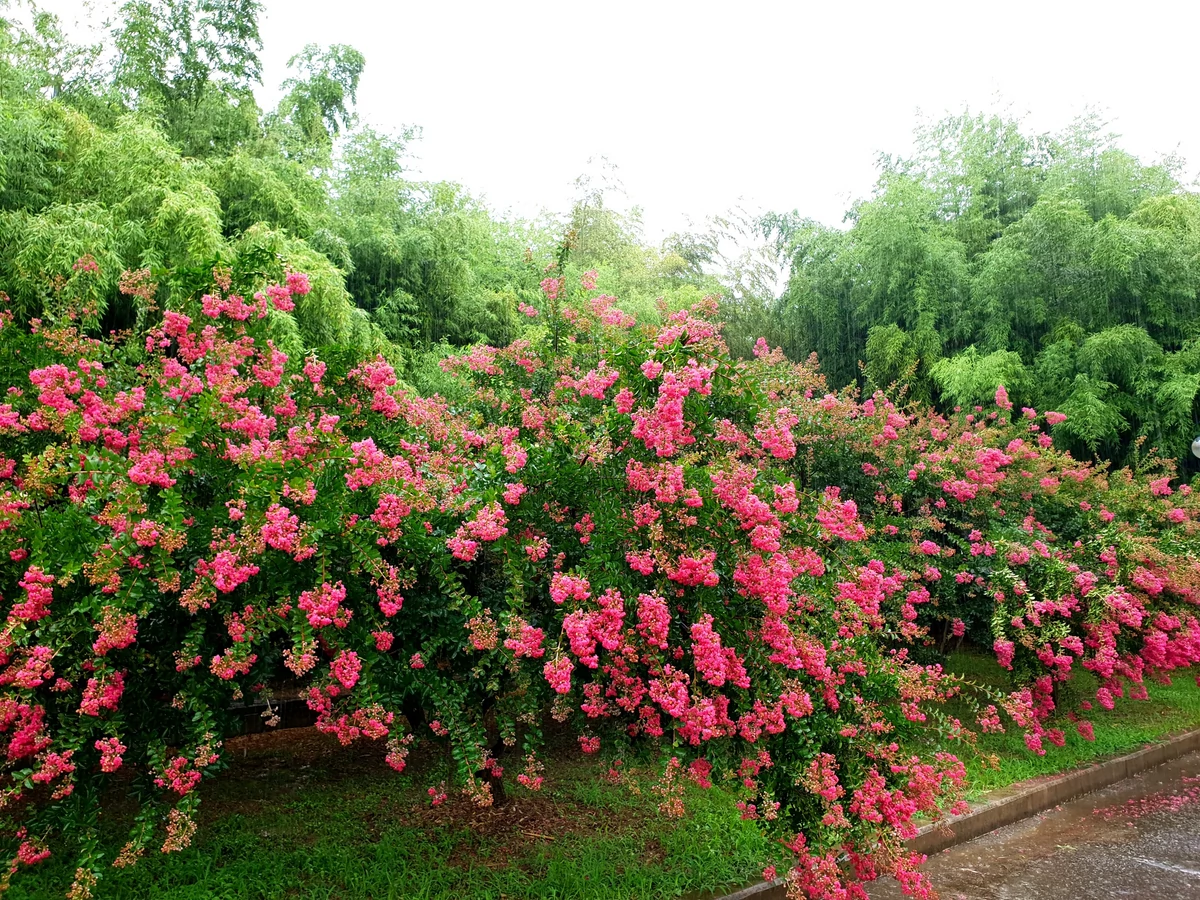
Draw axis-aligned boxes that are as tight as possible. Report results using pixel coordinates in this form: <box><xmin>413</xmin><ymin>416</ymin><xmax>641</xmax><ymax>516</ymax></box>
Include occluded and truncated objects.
<box><xmin>871</xmin><ymin>751</ymin><xmax>1200</xmax><ymax>900</ymax></box>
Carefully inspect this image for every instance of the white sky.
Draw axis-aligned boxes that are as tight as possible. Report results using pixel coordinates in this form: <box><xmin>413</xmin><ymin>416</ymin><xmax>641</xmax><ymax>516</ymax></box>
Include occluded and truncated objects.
<box><xmin>41</xmin><ymin>0</ymin><xmax>1200</xmax><ymax>241</ymax></box>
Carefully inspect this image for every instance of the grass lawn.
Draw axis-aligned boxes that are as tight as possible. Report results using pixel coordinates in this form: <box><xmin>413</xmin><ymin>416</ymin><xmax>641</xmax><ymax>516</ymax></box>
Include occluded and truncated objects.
<box><xmin>922</xmin><ymin>653</ymin><xmax>1200</xmax><ymax>796</ymax></box>
<box><xmin>9</xmin><ymin>729</ymin><xmax>788</xmax><ymax>900</ymax></box>
<box><xmin>11</xmin><ymin>657</ymin><xmax>1199</xmax><ymax>899</ymax></box>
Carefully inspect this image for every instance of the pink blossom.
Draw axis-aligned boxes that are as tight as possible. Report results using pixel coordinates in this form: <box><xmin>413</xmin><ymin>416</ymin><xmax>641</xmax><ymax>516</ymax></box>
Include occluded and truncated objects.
<box><xmin>504</xmin><ymin>620</ymin><xmax>546</xmax><ymax>658</ymax></box>
<box><xmin>1149</xmin><ymin>477</ymin><xmax>1174</xmax><ymax>497</ymax></box>
<box><xmin>95</xmin><ymin>736</ymin><xmax>126</xmax><ymax>772</ymax></box>
<box><xmin>447</xmin><ymin>528</ymin><xmax>480</xmax><ymax>561</ymax></box>
<box><xmin>994</xmin><ymin>639</ymin><xmax>1015</xmax><ymax>670</ymax></box>
<box><xmin>12</xmin><ymin>567</ymin><xmax>55</xmax><ymax>622</ymax></box>
<box><xmin>550</xmin><ymin>572</ymin><xmax>591</xmax><ymax>605</ymax></box>
<box><xmin>79</xmin><ymin>671</ymin><xmax>125</xmax><ymax>716</ymax></box>
<box><xmin>92</xmin><ymin>608</ymin><xmax>138</xmax><ymax>656</ymax></box>
<box><xmin>330</xmin><ymin>651</ymin><xmax>362</xmax><ymax>689</ymax></box>
<box><xmin>298</xmin><ymin>582</ymin><xmax>351</xmax><ymax>629</ymax></box>
<box><xmin>669</xmin><ymin>551</ymin><xmax>720</xmax><ymax>587</ymax></box>
<box><xmin>286</xmin><ymin>271</ymin><xmax>311</xmax><ymax>296</ymax></box>
<box><xmin>816</xmin><ymin>488</ymin><xmax>866</xmax><ymax>541</ymax></box>
<box><xmin>640</xmin><ymin>360</ymin><xmax>664</xmax><ymax>380</ymax></box>
<box><xmin>543</xmin><ymin>655</ymin><xmax>573</xmax><ymax>694</ymax></box>
<box><xmin>373</xmin><ymin>631</ymin><xmax>394</xmax><ymax>652</ymax></box>
<box><xmin>262</xmin><ymin>504</ymin><xmax>301</xmax><ymax>552</ymax></box>
<box><xmin>465</xmin><ymin>502</ymin><xmax>508</xmax><ymax>541</ymax></box>
<box><xmin>7</xmin><ymin>646</ymin><xmax>56</xmax><ymax>689</ymax></box>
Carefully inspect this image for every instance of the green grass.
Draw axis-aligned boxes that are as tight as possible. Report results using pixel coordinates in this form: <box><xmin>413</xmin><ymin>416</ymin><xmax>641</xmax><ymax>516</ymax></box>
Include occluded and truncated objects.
<box><xmin>913</xmin><ymin>653</ymin><xmax>1200</xmax><ymax>797</ymax></box>
<box><xmin>12</xmin><ymin>659</ymin><xmax>1199</xmax><ymax>899</ymax></box>
<box><xmin>9</xmin><ymin>735</ymin><xmax>787</xmax><ymax>900</ymax></box>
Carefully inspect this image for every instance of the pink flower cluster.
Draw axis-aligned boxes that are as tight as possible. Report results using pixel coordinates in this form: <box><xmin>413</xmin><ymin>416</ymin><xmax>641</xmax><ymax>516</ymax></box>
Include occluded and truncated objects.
<box><xmin>543</xmin><ymin>655</ymin><xmax>573</xmax><ymax>694</ymax></box>
<box><xmin>11</xmin><ymin>567</ymin><xmax>54</xmax><ymax>623</ymax></box>
<box><xmin>504</xmin><ymin>619</ymin><xmax>546</xmax><ymax>658</ymax></box>
<box><xmin>92</xmin><ymin>608</ymin><xmax>138</xmax><ymax>656</ymax></box>
<box><xmin>261</xmin><ymin>503</ymin><xmax>303</xmax><ymax>554</ymax></box>
<box><xmin>196</xmin><ymin>549</ymin><xmax>259</xmax><ymax>594</ymax></box>
<box><xmin>629</xmin><ymin>364</ymin><xmax>713</xmax><ymax>457</ymax></box>
<box><xmin>690</xmin><ymin>614</ymin><xmax>750</xmax><ymax>688</ymax></box>
<box><xmin>669</xmin><ymin>551</ymin><xmax>720</xmax><ymax>587</ymax></box>
<box><xmin>816</xmin><ymin>488</ymin><xmax>866</xmax><ymax>541</ymax></box>
<box><xmin>95</xmin><ymin>736</ymin><xmax>126</xmax><ymax>773</ymax></box>
<box><xmin>550</xmin><ymin>572</ymin><xmax>591</xmax><ymax>605</ymax></box>
<box><xmin>79</xmin><ymin>671</ymin><xmax>125</xmax><ymax>717</ymax></box>
<box><xmin>330</xmin><ymin>650</ymin><xmax>362</xmax><ymax>689</ymax></box>
<box><xmin>298</xmin><ymin>581</ymin><xmax>351</xmax><ymax>628</ymax></box>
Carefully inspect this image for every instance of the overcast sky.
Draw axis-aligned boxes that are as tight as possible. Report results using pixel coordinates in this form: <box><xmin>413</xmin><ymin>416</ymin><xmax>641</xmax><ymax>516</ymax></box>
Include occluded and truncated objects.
<box><xmin>44</xmin><ymin>0</ymin><xmax>1200</xmax><ymax>240</ymax></box>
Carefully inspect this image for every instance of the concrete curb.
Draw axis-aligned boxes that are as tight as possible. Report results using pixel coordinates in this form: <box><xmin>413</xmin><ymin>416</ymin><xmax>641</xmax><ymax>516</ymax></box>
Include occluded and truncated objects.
<box><xmin>709</xmin><ymin>727</ymin><xmax>1200</xmax><ymax>900</ymax></box>
<box><xmin>906</xmin><ymin>725</ymin><xmax>1200</xmax><ymax>856</ymax></box>
<box><xmin>711</xmin><ymin>878</ymin><xmax>788</xmax><ymax>900</ymax></box>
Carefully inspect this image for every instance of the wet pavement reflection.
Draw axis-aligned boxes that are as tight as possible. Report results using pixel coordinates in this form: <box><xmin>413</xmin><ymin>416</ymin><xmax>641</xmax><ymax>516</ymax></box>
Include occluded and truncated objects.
<box><xmin>870</xmin><ymin>751</ymin><xmax>1200</xmax><ymax>900</ymax></box>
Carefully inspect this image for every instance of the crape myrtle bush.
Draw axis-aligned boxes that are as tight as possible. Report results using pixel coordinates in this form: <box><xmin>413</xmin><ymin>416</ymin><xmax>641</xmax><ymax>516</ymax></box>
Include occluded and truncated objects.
<box><xmin>0</xmin><ymin>260</ymin><xmax>1197</xmax><ymax>900</ymax></box>
<box><xmin>802</xmin><ymin>383</ymin><xmax>1200</xmax><ymax>751</ymax></box>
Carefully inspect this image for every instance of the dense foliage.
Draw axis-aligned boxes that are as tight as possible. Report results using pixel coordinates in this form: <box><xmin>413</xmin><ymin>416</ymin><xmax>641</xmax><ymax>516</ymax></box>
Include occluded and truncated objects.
<box><xmin>0</xmin><ymin>2</ymin><xmax>758</xmax><ymax>392</ymax></box>
<box><xmin>10</xmin><ymin>3</ymin><xmax>1195</xmax><ymax>472</ymax></box>
<box><xmin>765</xmin><ymin>113</ymin><xmax>1200</xmax><ymax>467</ymax></box>
<box><xmin>0</xmin><ymin>3</ymin><xmax>542</xmax><ymax>364</ymax></box>
<box><xmin>2</xmin><ymin>4</ymin><xmax>1200</xmax><ymax>899</ymax></box>
<box><xmin>1</xmin><ymin>261</ymin><xmax>1197</xmax><ymax>898</ymax></box>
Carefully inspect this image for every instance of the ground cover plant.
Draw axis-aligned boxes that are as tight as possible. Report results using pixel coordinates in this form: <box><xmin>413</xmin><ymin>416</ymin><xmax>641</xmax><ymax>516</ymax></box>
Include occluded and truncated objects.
<box><xmin>2</xmin><ymin>251</ymin><xmax>1200</xmax><ymax>900</ymax></box>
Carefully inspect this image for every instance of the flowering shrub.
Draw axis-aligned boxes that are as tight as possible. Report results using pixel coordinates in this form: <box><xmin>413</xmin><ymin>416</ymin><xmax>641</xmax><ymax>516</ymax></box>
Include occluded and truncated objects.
<box><xmin>0</xmin><ymin>263</ymin><xmax>1197</xmax><ymax>899</ymax></box>
<box><xmin>784</xmin><ymin>382</ymin><xmax>1200</xmax><ymax>754</ymax></box>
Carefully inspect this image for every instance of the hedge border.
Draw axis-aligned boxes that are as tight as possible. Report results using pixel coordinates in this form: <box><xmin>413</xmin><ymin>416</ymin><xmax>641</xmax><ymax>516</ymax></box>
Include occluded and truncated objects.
<box><xmin>714</xmin><ymin>726</ymin><xmax>1200</xmax><ymax>900</ymax></box>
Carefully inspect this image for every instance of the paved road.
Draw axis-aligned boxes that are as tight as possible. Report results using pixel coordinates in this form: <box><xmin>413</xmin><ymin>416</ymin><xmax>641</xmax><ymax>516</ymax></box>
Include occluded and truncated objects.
<box><xmin>871</xmin><ymin>751</ymin><xmax>1200</xmax><ymax>900</ymax></box>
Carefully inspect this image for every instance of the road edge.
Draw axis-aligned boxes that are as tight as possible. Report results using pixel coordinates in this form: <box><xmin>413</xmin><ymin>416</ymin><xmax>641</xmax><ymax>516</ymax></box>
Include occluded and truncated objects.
<box><xmin>906</xmin><ymin>725</ymin><xmax>1200</xmax><ymax>855</ymax></box>
<box><xmin>712</xmin><ymin>726</ymin><xmax>1200</xmax><ymax>900</ymax></box>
